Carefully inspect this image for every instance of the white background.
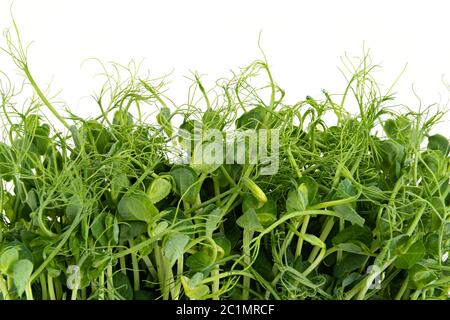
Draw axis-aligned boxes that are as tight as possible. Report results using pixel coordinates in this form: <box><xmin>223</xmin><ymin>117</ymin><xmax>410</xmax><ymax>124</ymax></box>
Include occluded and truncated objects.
<box><xmin>0</xmin><ymin>0</ymin><xmax>449</xmax><ymax>134</ymax></box>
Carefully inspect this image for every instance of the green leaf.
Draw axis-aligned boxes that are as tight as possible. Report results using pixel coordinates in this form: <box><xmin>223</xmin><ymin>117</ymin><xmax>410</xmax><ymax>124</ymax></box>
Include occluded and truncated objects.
<box><xmin>170</xmin><ymin>165</ymin><xmax>199</xmax><ymax>204</ymax></box>
<box><xmin>32</xmin><ymin>124</ymin><xmax>50</xmax><ymax>155</ymax></box>
<box><xmin>286</xmin><ymin>184</ymin><xmax>308</xmax><ymax>213</ymax></box>
<box><xmin>0</xmin><ymin>143</ymin><xmax>14</xmax><ymax>181</ymax></box>
<box><xmin>376</xmin><ymin>139</ymin><xmax>405</xmax><ymax>177</ymax></box>
<box><xmin>383</xmin><ymin>117</ymin><xmax>411</xmax><ymax>142</ymax></box>
<box><xmin>409</xmin><ymin>264</ymin><xmax>437</xmax><ymax>289</ymax></box>
<box><xmin>332</xmin><ymin>225</ymin><xmax>372</xmax><ymax>246</ymax></box>
<box><xmin>236</xmin><ymin>106</ymin><xmax>266</xmax><ymax>129</ymax></box>
<box><xmin>236</xmin><ymin>208</ymin><xmax>264</xmax><ymax>232</ymax></box>
<box><xmin>333</xmin><ymin>204</ymin><xmax>365</xmax><ymax>226</ymax></box>
<box><xmin>213</xmin><ymin>234</ymin><xmax>231</xmax><ymax>257</ymax></box>
<box><xmin>181</xmin><ymin>273</ymin><xmax>210</xmax><ymax>300</ymax></box>
<box><xmin>157</xmin><ymin>107</ymin><xmax>173</xmax><ymax>138</ymax></box>
<box><xmin>119</xmin><ymin>221</ymin><xmax>147</xmax><ymax>242</ymax></box>
<box><xmin>191</xmin><ymin>141</ymin><xmax>222</xmax><ymax>174</ymax></box>
<box><xmin>255</xmin><ymin>199</ymin><xmax>277</xmax><ymax>228</ymax></box>
<box><xmin>244</xmin><ymin>195</ymin><xmax>277</xmax><ymax>227</ymax></box>
<box><xmin>12</xmin><ymin>259</ymin><xmax>33</xmax><ymax>297</ymax></box>
<box><xmin>65</xmin><ymin>195</ymin><xmax>83</xmax><ymax>224</ymax></box>
<box><xmin>428</xmin><ymin>134</ymin><xmax>449</xmax><ymax>155</ymax></box>
<box><xmin>117</xmin><ymin>189</ymin><xmax>158</xmax><ymax>223</ymax></box>
<box><xmin>186</xmin><ymin>251</ymin><xmax>213</xmax><ymax>272</ymax></box>
<box><xmin>425</xmin><ymin>233</ymin><xmax>440</xmax><ymax>256</ymax></box>
<box><xmin>298</xmin><ymin>176</ymin><xmax>319</xmax><ymax>204</ymax></box>
<box><xmin>429</xmin><ymin>197</ymin><xmax>445</xmax><ymax>231</ymax></box>
<box><xmin>252</xmin><ymin>247</ymin><xmax>275</xmax><ymax>281</ymax></box>
<box><xmin>206</xmin><ymin>208</ymin><xmax>223</xmax><ymax>237</ymax></box>
<box><xmin>334</xmin><ymin>243</ymin><xmax>366</xmax><ymax>255</ymax></box>
<box><xmin>202</xmin><ymin>109</ymin><xmax>224</xmax><ymax>130</ymax></box>
<box><xmin>302</xmin><ymin>234</ymin><xmax>326</xmax><ymax>249</ymax></box>
<box><xmin>333</xmin><ymin>253</ymin><xmax>368</xmax><ymax>279</ymax></box>
<box><xmin>81</xmin><ymin>120</ymin><xmax>113</xmax><ymax>154</ymax></box>
<box><xmin>25</xmin><ymin>189</ymin><xmax>39</xmax><ymax>211</ymax></box>
<box><xmin>113</xmin><ymin>110</ymin><xmax>133</xmax><ymax>127</ymax></box>
<box><xmin>163</xmin><ymin>234</ymin><xmax>190</xmax><ymax>267</ymax></box>
<box><xmin>113</xmin><ymin>272</ymin><xmax>134</xmax><ymax>299</ymax></box>
<box><xmin>336</xmin><ymin>179</ymin><xmax>357</xmax><ymax>198</ymax></box>
<box><xmin>105</xmin><ymin>214</ymin><xmax>119</xmax><ymax>245</ymax></box>
<box><xmin>91</xmin><ymin>212</ymin><xmax>108</xmax><ymax>246</ymax></box>
<box><xmin>110</xmin><ymin>174</ymin><xmax>130</xmax><ymax>204</ymax></box>
<box><xmin>342</xmin><ymin>272</ymin><xmax>363</xmax><ymax>290</ymax></box>
<box><xmin>0</xmin><ymin>247</ymin><xmax>19</xmax><ymax>275</ymax></box>
<box><xmin>394</xmin><ymin>240</ymin><xmax>425</xmax><ymax>270</ymax></box>
<box><xmin>147</xmin><ymin>177</ymin><xmax>172</xmax><ymax>203</ymax></box>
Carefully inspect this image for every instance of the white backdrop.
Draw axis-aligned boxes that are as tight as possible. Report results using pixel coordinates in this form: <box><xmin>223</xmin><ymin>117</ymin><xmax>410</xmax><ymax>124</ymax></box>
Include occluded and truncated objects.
<box><xmin>0</xmin><ymin>0</ymin><xmax>449</xmax><ymax>134</ymax></box>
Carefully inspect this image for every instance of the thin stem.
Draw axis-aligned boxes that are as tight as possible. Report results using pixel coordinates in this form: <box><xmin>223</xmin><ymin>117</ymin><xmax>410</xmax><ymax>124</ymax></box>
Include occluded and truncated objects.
<box><xmin>0</xmin><ymin>276</ymin><xmax>9</xmax><ymax>300</ymax></box>
<box><xmin>39</xmin><ymin>274</ymin><xmax>48</xmax><ymax>300</ymax></box>
<box><xmin>395</xmin><ymin>275</ymin><xmax>409</xmax><ymax>300</ymax></box>
<box><xmin>25</xmin><ymin>283</ymin><xmax>34</xmax><ymax>300</ymax></box>
<box><xmin>242</xmin><ymin>229</ymin><xmax>254</xmax><ymax>299</ymax></box>
<box><xmin>308</xmin><ymin>217</ymin><xmax>335</xmax><ymax>263</ymax></box>
<box><xmin>295</xmin><ymin>216</ymin><xmax>310</xmax><ymax>258</ymax></box>
<box><xmin>47</xmin><ymin>275</ymin><xmax>56</xmax><ymax>300</ymax></box>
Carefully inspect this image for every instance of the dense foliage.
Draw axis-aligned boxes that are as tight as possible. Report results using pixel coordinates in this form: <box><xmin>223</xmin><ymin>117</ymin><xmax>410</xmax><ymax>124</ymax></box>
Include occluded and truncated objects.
<box><xmin>0</xmin><ymin>28</ymin><xmax>449</xmax><ymax>300</ymax></box>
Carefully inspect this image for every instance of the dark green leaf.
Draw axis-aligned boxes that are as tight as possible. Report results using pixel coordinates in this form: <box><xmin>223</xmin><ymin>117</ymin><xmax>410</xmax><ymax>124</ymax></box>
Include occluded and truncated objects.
<box><xmin>236</xmin><ymin>106</ymin><xmax>266</xmax><ymax>129</ymax></box>
<box><xmin>428</xmin><ymin>134</ymin><xmax>449</xmax><ymax>155</ymax></box>
<box><xmin>156</xmin><ymin>107</ymin><xmax>173</xmax><ymax>138</ymax></box>
<box><xmin>394</xmin><ymin>240</ymin><xmax>425</xmax><ymax>270</ymax></box>
<box><xmin>117</xmin><ymin>189</ymin><xmax>158</xmax><ymax>223</ymax></box>
<box><xmin>332</xmin><ymin>225</ymin><xmax>372</xmax><ymax>246</ymax></box>
<box><xmin>170</xmin><ymin>165</ymin><xmax>199</xmax><ymax>204</ymax></box>
<box><xmin>333</xmin><ymin>253</ymin><xmax>368</xmax><ymax>279</ymax></box>
<box><xmin>236</xmin><ymin>209</ymin><xmax>264</xmax><ymax>232</ymax></box>
<box><xmin>113</xmin><ymin>272</ymin><xmax>134</xmax><ymax>299</ymax></box>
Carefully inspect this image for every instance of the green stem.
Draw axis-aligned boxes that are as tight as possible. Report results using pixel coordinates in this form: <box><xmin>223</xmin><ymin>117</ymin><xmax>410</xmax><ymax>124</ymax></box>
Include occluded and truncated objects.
<box><xmin>219</xmin><ymin>166</ymin><xmax>237</xmax><ymax>187</ymax></box>
<box><xmin>131</xmin><ymin>252</ymin><xmax>140</xmax><ymax>292</ymax></box>
<box><xmin>411</xmin><ymin>289</ymin><xmax>421</xmax><ymax>300</ymax></box>
<box><xmin>71</xmin><ymin>286</ymin><xmax>78</xmax><ymax>300</ymax></box>
<box><xmin>39</xmin><ymin>274</ymin><xmax>48</xmax><ymax>300</ymax></box>
<box><xmin>142</xmin><ymin>255</ymin><xmax>158</xmax><ymax>280</ymax></box>
<box><xmin>120</xmin><ymin>256</ymin><xmax>127</xmax><ymax>274</ymax></box>
<box><xmin>394</xmin><ymin>275</ymin><xmax>409</xmax><ymax>300</ymax></box>
<box><xmin>107</xmin><ymin>262</ymin><xmax>114</xmax><ymax>300</ymax></box>
<box><xmin>173</xmin><ymin>257</ymin><xmax>184</xmax><ymax>300</ymax></box>
<box><xmin>98</xmin><ymin>272</ymin><xmax>105</xmax><ymax>300</ymax></box>
<box><xmin>211</xmin><ymin>266</ymin><xmax>220</xmax><ymax>300</ymax></box>
<box><xmin>337</xmin><ymin>218</ymin><xmax>345</xmax><ymax>262</ymax></box>
<box><xmin>22</xmin><ymin>65</ymin><xmax>70</xmax><ymax>129</ymax></box>
<box><xmin>31</xmin><ymin>213</ymin><xmax>83</xmax><ymax>282</ymax></box>
<box><xmin>308</xmin><ymin>217</ymin><xmax>335</xmax><ymax>263</ymax></box>
<box><xmin>212</xmin><ymin>176</ymin><xmax>221</xmax><ymax>206</ymax></box>
<box><xmin>154</xmin><ymin>245</ymin><xmax>169</xmax><ymax>300</ymax></box>
<box><xmin>47</xmin><ymin>275</ymin><xmax>56</xmax><ymax>300</ymax></box>
<box><xmin>54</xmin><ymin>277</ymin><xmax>63</xmax><ymax>300</ymax></box>
<box><xmin>242</xmin><ymin>229</ymin><xmax>254</xmax><ymax>300</ymax></box>
<box><xmin>0</xmin><ymin>276</ymin><xmax>9</xmax><ymax>300</ymax></box>
<box><xmin>25</xmin><ymin>283</ymin><xmax>34</xmax><ymax>300</ymax></box>
<box><xmin>303</xmin><ymin>247</ymin><xmax>326</xmax><ymax>276</ymax></box>
<box><xmin>406</xmin><ymin>205</ymin><xmax>426</xmax><ymax>236</ymax></box>
<box><xmin>295</xmin><ymin>216</ymin><xmax>310</xmax><ymax>258</ymax></box>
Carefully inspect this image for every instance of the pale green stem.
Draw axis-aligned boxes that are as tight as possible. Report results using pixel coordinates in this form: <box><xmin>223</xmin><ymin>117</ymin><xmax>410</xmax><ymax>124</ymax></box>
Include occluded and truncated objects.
<box><xmin>308</xmin><ymin>217</ymin><xmax>335</xmax><ymax>263</ymax></box>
